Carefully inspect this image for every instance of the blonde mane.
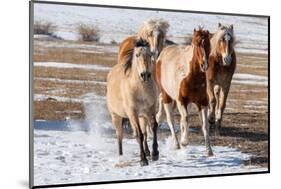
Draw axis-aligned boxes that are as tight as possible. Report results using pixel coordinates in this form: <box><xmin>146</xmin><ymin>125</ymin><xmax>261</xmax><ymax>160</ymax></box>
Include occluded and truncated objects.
<box><xmin>137</xmin><ymin>19</ymin><xmax>169</xmax><ymax>40</ymax></box>
<box><xmin>210</xmin><ymin>24</ymin><xmax>236</xmax><ymax>57</ymax></box>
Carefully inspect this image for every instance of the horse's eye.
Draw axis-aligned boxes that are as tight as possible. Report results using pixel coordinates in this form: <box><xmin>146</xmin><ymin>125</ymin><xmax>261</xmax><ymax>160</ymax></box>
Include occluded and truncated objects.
<box><xmin>136</xmin><ymin>53</ymin><xmax>140</xmax><ymax>57</ymax></box>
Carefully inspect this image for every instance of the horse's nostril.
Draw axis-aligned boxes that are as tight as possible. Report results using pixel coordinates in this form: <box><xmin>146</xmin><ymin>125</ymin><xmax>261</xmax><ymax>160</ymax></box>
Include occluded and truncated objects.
<box><xmin>147</xmin><ymin>73</ymin><xmax>151</xmax><ymax>78</ymax></box>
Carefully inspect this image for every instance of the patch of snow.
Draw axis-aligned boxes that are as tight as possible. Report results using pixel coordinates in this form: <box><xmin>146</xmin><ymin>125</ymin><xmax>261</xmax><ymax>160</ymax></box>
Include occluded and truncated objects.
<box><xmin>35</xmin><ymin>77</ymin><xmax>106</xmax><ymax>85</ymax></box>
<box><xmin>34</xmin><ymin>129</ymin><xmax>266</xmax><ymax>186</ymax></box>
<box><xmin>232</xmin><ymin>73</ymin><xmax>268</xmax><ymax>86</ymax></box>
<box><xmin>34</xmin><ymin>62</ymin><xmax>111</xmax><ymax>71</ymax></box>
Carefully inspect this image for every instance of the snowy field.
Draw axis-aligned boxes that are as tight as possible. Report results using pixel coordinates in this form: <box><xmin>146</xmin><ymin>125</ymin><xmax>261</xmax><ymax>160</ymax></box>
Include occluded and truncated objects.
<box><xmin>33</xmin><ymin>95</ymin><xmax>266</xmax><ymax>186</ymax></box>
<box><xmin>34</xmin><ymin>130</ymin><xmax>266</xmax><ymax>185</ymax></box>
<box><xmin>34</xmin><ymin>3</ymin><xmax>268</xmax><ymax>54</ymax></box>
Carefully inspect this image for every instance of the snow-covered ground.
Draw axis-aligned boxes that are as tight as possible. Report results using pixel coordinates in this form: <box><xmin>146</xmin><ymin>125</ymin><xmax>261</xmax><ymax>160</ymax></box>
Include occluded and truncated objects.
<box><xmin>34</xmin><ymin>129</ymin><xmax>266</xmax><ymax>186</ymax></box>
<box><xmin>232</xmin><ymin>73</ymin><xmax>268</xmax><ymax>86</ymax></box>
<box><xmin>33</xmin><ymin>92</ymin><xmax>267</xmax><ymax>186</ymax></box>
<box><xmin>33</xmin><ymin>3</ymin><xmax>268</xmax><ymax>54</ymax></box>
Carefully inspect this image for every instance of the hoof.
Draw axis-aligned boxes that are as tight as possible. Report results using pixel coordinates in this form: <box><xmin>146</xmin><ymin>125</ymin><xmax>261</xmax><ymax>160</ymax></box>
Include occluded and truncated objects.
<box><xmin>207</xmin><ymin>150</ymin><xmax>214</xmax><ymax>157</ymax></box>
<box><xmin>145</xmin><ymin>150</ymin><xmax>151</xmax><ymax>157</ymax></box>
<box><xmin>140</xmin><ymin>159</ymin><xmax>149</xmax><ymax>166</ymax></box>
<box><xmin>180</xmin><ymin>138</ymin><xmax>189</xmax><ymax>147</ymax></box>
<box><xmin>152</xmin><ymin>151</ymin><xmax>159</xmax><ymax>161</ymax></box>
<box><xmin>208</xmin><ymin>115</ymin><xmax>215</xmax><ymax>124</ymax></box>
<box><xmin>208</xmin><ymin>119</ymin><xmax>215</xmax><ymax>125</ymax></box>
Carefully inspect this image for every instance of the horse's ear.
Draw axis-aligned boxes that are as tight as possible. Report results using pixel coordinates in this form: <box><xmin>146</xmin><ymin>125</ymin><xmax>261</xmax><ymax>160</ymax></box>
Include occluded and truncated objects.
<box><xmin>230</xmin><ymin>24</ymin><xmax>234</xmax><ymax>30</ymax></box>
<box><xmin>194</xmin><ymin>28</ymin><xmax>196</xmax><ymax>33</ymax></box>
<box><xmin>218</xmin><ymin>23</ymin><xmax>222</xmax><ymax>28</ymax></box>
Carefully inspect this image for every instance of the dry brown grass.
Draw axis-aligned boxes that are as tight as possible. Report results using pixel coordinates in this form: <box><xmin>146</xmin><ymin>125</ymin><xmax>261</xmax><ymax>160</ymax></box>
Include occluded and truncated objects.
<box><xmin>33</xmin><ymin>46</ymin><xmax>116</xmax><ymax>67</ymax></box>
<box><xmin>77</xmin><ymin>24</ymin><xmax>100</xmax><ymax>42</ymax></box>
<box><xmin>34</xmin><ymin>101</ymin><xmax>85</xmax><ymax>120</ymax></box>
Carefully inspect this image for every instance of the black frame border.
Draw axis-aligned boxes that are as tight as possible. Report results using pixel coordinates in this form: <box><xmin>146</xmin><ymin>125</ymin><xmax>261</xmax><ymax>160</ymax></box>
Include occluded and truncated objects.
<box><xmin>29</xmin><ymin>0</ymin><xmax>270</xmax><ymax>188</ymax></box>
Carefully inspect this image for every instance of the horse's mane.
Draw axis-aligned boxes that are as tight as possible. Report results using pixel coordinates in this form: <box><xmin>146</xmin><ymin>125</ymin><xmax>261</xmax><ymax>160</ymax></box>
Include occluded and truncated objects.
<box><xmin>210</xmin><ymin>24</ymin><xmax>236</xmax><ymax>57</ymax></box>
<box><xmin>137</xmin><ymin>19</ymin><xmax>169</xmax><ymax>40</ymax></box>
<box><xmin>124</xmin><ymin>39</ymin><xmax>150</xmax><ymax>74</ymax></box>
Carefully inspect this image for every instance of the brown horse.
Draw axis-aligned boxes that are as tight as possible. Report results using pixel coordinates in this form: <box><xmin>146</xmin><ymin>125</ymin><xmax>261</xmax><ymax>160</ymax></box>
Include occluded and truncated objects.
<box><xmin>107</xmin><ymin>39</ymin><xmax>159</xmax><ymax>166</ymax></box>
<box><xmin>155</xmin><ymin>27</ymin><xmax>213</xmax><ymax>156</ymax></box>
<box><xmin>207</xmin><ymin>23</ymin><xmax>236</xmax><ymax>135</ymax></box>
<box><xmin>118</xmin><ymin>19</ymin><xmax>169</xmax><ymax>64</ymax></box>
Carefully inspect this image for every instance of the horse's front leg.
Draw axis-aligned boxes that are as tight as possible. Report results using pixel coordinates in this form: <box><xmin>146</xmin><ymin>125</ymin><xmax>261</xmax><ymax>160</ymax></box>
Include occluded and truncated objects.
<box><xmin>200</xmin><ymin>106</ymin><xmax>213</xmax><ymax>156</ymax></box>
<box><xmin>128</xmin><ymin>113</ymin><xmax>148</xmax><ymax>166</ymax></box>
<box><xmin>139</xmin><ymin>117</ymin><xmax>150</xmax><ymax>157</ymax></box>
<box><xmin>151</xmin><ymin>116</ymin><xmax>159</xmax><ymax>161</ymax></box>
<box><xmin>163</xmin><ymin>102</ymin><xmax>180</xmax><ymax>149</ymax></box>
<box><xmin>176</xmin><ymin>100</ymin><xmax>189</xmax><ymax>147</ymax></box>
<box><xmin>111</xmin><ymin>114</ymin><xmax>123</xmax><ymax>156</ymax></box>
<box><xmin>207</xmin><ymin>80</ymin><xmax>216</xmax><ymax>126</ymax></box>
<box><xmin>215</xmin><ymin>85</ymin><xmax>230</xmax><ymax>135</ymax></box>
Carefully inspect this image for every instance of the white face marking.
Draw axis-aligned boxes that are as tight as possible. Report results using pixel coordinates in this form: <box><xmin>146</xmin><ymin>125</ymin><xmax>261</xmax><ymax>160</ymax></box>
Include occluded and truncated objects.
<box><xmin>224</xmin><ymin>33</ymin><xmax>231</xmax><ymax>41</ymax></box>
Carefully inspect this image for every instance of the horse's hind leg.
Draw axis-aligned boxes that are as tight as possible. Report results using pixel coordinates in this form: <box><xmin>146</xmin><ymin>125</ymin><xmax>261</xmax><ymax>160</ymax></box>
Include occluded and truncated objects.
<box><xmin>112</xmin><ymin>114</ymin><xmax>123</xmax><ymax>156</ymax></box>
<box><xmin>156</xmin><ymin>93</ymin><xmax>165</xmax><ymax>124</ymax></box>
<box><xmin>139</xmin><ymin>117</ymin><xmax>150</xmax><ymax>157</ymax></box>
<box><xmin>200</xmin><ymin>106</ymin><xmax>213</xmax><ymax>156</ymax></box>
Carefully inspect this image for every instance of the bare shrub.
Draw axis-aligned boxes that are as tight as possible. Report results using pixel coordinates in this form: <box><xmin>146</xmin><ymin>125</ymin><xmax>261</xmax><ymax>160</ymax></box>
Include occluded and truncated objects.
<box><xmin>110</xmin><ymin>39</ymin><xmax>118</xmax><ymax>45</ymax></box>
<box><xmin>77</xmin><ymin>24</ymin><xmax>100</xmax><ymax>42</ymax></box>
<box><xmin>34</xmin><ymin>21</ymin><xmax>56</xmax><ymax>35</ymax></box>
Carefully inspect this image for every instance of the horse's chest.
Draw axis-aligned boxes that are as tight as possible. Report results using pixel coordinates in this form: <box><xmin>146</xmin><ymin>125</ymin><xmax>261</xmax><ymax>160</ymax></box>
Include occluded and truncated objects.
<box><xmin>133</xmin><ymin>86</ymin><xmax>156</xmax><ymax>108</ymax></box>
<box><xmin>179</xmin><ymin>74</ymin><xmax>207</xmax><ymax>103</ymax></box>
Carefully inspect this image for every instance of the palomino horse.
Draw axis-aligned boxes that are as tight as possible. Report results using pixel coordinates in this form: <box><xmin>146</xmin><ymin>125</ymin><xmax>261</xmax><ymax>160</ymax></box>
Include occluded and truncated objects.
<box><xmin>107</xmin><ymin>39</ymin><xmax>159</xmax><ymax>166</ymax></box>
<box><xmin>207</xmin><ymin>23</ymin><xmax>236</xmax><ymax>135</ymax></box>
<box><xmin>118</xmin><ymin>19</ymin><xmax>169</xmax><ymax>64</ymax></box>
<box><xmin>156</xmin><ymin>27</ymin><xmax>213</xmax><ymax>156</ymax></box>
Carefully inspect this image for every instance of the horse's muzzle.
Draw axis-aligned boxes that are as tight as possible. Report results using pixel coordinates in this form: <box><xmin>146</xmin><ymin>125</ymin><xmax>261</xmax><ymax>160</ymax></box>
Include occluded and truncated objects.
<box><xmin>140</xmin><ymin>71</ymin><xmax>151</xmax><ymax>82</ymax></box>
<box><xmin>223</xmin><ymin>54</ymin><xmax>232</xmax><ymax>66</ymax></box>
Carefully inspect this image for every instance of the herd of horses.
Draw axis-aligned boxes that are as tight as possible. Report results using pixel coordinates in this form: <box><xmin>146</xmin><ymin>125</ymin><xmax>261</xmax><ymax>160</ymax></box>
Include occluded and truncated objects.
<box><xmin>106</xmin><ymin>19</ymin><xmax>236</xmax><ymax>166</ymax></box>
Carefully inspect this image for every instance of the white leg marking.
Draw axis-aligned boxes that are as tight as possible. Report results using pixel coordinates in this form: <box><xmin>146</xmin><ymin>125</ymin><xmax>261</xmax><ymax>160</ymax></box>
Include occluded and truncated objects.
<box><xmin>176</xmin><ymin>101</ymin><xmax>189</xmax><ymax>146</ymax></box>
<box><xmin>163</xmin><ymin>103</ymin><xmax>180</xmax><ymax>149</ymax></box>
<box><xmin>156</xmin><ymin>93</ymin><xmax>164</xmax><ymax>124</ymax></box>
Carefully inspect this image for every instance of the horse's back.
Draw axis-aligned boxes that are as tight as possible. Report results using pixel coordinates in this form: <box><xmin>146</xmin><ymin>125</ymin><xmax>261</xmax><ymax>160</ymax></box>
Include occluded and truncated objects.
<box><xmin>118</xmin><ymin>35</ymin><xmax>137</xmax><ymax>64</ymax></box>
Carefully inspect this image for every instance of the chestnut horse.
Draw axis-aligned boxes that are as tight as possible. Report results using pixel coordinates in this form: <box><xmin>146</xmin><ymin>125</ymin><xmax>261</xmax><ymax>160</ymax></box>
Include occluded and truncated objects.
<box><xmin>207</xmin><ymin>23</ymin><xmax>236</xmax><ymax>135</ymax></box>
<box><xmin>118</xmin><ymin>19</ymin><xmax>169</xmax><ymax>64</ymax></box>
<box><xmin>156</xmin><ymin>27</ymin><xmax>213</xmax><ymax>156</ymax></box>
<box><xmin>107</xmin><ymin>39</ymin><xmax>159</xmax><ymax>166</ymax></box>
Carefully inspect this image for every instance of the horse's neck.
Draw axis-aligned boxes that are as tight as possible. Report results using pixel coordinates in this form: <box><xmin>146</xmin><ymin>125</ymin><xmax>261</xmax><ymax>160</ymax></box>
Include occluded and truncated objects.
<box><xmin>189</xmin><ymin>46</ymin><xmax>202</xmax><ymax>75</ymax></box>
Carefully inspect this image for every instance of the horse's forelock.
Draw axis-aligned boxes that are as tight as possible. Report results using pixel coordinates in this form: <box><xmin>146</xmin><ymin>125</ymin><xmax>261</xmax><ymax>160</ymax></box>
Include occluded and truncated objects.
<box><xmin>210</xmin><ymin>26</ymin><xmax>235</xmax><ymax>56</ymax></box>
<box><xmin>138</xmin><ymin>19</ymin><xmax>169</xmax><ymax>39</ymax></box>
